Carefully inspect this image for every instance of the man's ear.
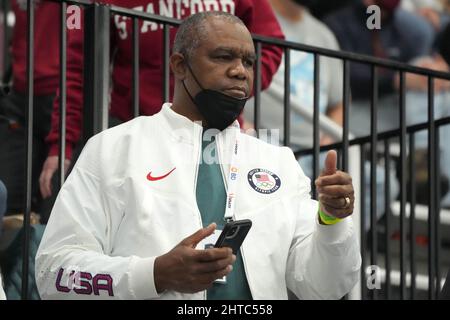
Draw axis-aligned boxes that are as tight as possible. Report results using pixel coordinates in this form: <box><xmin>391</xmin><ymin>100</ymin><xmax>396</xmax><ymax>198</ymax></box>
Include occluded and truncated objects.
<box><xmin>170</xmin><ymin>53</ymin><xmax>187</xmax><ymax>80</ymax></box>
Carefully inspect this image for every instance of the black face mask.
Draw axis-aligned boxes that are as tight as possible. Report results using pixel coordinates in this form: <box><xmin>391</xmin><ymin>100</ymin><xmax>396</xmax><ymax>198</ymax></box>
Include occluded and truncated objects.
<box><xmin>182</xmin><ymin>63</ymin><xmax>248</xmax><ymax>131</ymax></box>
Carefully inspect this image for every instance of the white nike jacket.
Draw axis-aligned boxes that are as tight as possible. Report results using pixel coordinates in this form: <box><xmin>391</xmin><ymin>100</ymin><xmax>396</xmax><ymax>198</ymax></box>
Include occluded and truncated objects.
<box><xmin>36</xmin><ymin>103</ymin><xmax>361</xmax><ymax>300</ymax></box>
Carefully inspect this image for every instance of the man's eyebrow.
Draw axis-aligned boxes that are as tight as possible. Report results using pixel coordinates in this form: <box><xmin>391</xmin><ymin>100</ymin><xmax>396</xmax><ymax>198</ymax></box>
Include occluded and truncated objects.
<box><xmin>247</xmin><ymin>53</ymin><xmax>257</xmax><ymax>61</ymax></box>
<box><xmin>212</xmin><ymin>46</ymin><xmax>256</xmax><ymax>59</ymax></box>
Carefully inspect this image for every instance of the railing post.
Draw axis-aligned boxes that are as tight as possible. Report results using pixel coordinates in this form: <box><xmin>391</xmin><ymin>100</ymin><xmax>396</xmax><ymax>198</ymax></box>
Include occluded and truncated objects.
<box><xmin>21</xmin><ymin>0</ymin><xmax>34</xmax><ymax>300</ymax></box>
<box><xmin>427</xmin><ymin>76</ymin><xmax>436</xmax><ymax>299</ymax></box>
<box><xmin>58</xmin><ymin>1</ymin><xmax>67</xmax><ymax>191</ymax></box>
<box><xmin>253</xmin><ymin>41</ymin><xmax>262</xmax><ymax>138</ymax></box>
<box><xmin>399</xmin><ymin>71</ymin><xmax>407</xmax><ymax>300</ymax></box>
<box><xmin>83</xmin><ymin>3</ymin><xmax>110</xmax><ymax>143</ymax></box>
<box><xmin>162</xmin><ymin>24</ymin><xmax>170</xmax><ymax>103</ymax></box>
<box><xmin>283</xmin><ymin>48</ymin><xmax>291</xmax><ymax>147</ymax></box>
<box><xmin>312</xmin><ymin>54</ymin><xmax>320</xmax><ymax>198</ymax></box>
<box><xmin>132</xmin><ymin>18</ymin><xmax>140</xmax><ymax>118</ymax></box>
<box><xmin>370</xmin><ymin>65</ymin><xmax>378</xmax><ymax>300</ymax></box>
<box><xmin>348</xmin><ymin>145</ymin><xmax>362</xmax><ymax>300</ymax></box>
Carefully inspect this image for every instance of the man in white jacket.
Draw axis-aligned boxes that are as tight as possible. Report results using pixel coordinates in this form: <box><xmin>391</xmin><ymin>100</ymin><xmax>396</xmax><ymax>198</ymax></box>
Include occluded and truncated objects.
<box><xmin>35</xmin><ymin>11</ymin><xmax>361</xmax><ymax>300</ymax></box>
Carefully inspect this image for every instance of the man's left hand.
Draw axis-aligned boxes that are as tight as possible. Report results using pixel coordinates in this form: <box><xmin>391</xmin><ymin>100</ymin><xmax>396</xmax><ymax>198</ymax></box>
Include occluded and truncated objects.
<box><xmin>315</xmin><ymin>150</ymin><xmax>354</xmax><ymax>219</ymax></box>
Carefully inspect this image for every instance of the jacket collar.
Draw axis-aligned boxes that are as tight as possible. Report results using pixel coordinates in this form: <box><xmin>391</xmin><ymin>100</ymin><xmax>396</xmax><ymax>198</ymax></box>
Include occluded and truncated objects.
<box><xmin>158</xmin><ymin>103</ymin><xmax>240</xmax><ymax>145</ymax></box>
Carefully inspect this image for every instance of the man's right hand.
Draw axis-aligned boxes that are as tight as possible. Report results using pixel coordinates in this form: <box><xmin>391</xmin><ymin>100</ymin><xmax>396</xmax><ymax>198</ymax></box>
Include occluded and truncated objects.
<box><xmin>154</xmin><ymin>223</ymin><xmax>236</xmax><ymax>294</ymax></box>
<box><xmin>39</xmin><ymin>156</ymin><xmax>71</xmax><ymax>199</ymax></box>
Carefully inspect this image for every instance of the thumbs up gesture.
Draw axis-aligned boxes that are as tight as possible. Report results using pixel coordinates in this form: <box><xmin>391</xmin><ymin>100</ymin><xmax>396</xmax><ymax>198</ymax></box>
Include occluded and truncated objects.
<box><xmin>315</xmin><ymin>150</ymin><xmax>354</xmax><ymax>220</ymax></box>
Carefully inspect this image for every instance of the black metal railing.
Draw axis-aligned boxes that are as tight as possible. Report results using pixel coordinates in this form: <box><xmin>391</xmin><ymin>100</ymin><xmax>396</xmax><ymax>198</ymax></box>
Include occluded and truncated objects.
<box><xmin>254</xmin><ymin>31</ymin><xmax>450</xmax><ymax>300</ymax></box>
<box><xmin>13</xmin><ymin>0</ymin><xmax>450</xmax><ymax>300</ymax></box>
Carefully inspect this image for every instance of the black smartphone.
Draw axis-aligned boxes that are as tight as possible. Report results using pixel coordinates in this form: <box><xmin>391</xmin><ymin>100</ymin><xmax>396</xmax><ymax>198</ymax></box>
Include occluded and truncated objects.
<box><xmin>214</xmin><ymin>219</ymin><xmax>252</xmax><ymax>254</ymax></box>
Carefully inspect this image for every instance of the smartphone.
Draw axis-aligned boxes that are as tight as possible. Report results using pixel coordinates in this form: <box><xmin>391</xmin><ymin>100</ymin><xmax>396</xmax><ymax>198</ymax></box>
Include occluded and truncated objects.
<box><xmin>214</xmin><ymin>219</ymin><xmax>252</xmax><ymax>254</ymax></box>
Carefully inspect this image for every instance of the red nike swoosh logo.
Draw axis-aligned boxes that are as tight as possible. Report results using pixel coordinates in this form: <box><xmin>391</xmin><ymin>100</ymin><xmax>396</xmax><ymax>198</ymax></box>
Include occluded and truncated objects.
<box><xmin>147</xmin><ymin>167</ymin><xmax>176</xmax><ymax>181</ymax></box>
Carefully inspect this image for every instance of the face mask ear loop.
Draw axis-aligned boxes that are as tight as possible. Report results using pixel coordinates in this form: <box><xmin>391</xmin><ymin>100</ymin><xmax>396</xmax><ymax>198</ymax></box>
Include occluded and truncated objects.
<box><xmin>185</xmin><ymin>61</ymin><xmax>205</xmax><ymax>91</ymax></box>
<box><xmin>181</xmin><ymin>79</ymin><xmax>197</xmax><ymax>106</ymax></box>
<box><xmin>180</xmin><ymin>56</ymin><xmax>203</xmax><ymax>106</ymax></box>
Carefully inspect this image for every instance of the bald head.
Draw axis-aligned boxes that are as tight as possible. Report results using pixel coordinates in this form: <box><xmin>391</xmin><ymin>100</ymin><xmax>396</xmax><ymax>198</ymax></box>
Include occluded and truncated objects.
<box><xmin>173</xmin><ymin>11</ymin><xmax>250</xmax><ymax>61</ymax></box>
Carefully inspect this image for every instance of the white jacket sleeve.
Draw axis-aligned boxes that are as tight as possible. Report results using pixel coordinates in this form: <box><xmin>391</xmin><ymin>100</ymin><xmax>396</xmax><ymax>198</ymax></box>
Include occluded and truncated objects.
<box><xmin>0</xmin><ymin>272</ymin><xmax>6</xmax><ymax>300</ymax></box>
<box><xmin>286</xmin><ymin>166</ymin><xmax>361</xmax><ymax>300</ymax></box>
<box><xmin>35</xmin><ymin>140</ymin><xmax>160</xmax><ymax>300</ymax></box>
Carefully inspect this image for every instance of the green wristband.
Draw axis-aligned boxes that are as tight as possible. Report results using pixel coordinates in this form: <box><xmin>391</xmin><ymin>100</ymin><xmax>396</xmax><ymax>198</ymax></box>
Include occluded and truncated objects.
<box><xmin>318</xmin><ymin>207</ymin><xmax>343</xmax><ymax>225</ymax></box>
